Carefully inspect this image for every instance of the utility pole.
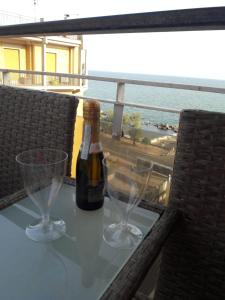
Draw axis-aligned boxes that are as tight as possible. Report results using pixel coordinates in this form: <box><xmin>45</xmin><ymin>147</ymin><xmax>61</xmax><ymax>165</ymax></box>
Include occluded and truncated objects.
<box><xmin>33</xmin><ymin>0</ymin><xmax>37</xmax><ymax>21</ymax></box>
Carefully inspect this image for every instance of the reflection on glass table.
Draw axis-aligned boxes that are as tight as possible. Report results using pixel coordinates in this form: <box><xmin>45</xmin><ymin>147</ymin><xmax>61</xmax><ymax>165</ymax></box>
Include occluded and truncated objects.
<box><xmin>0</xmin><ymin>184</ymin><xmax>159</xmax><ymax>300</ymax></box>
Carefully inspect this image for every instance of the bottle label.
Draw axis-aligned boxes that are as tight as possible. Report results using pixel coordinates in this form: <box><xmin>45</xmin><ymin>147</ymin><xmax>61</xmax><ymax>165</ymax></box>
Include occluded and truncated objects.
<box><xmin>88</xmin><ymin>183</ymin><xmax>104</xmax><ymax>203</ymax></box>
<box><xmin>89</xmin><ymin>143</ymin><xmax>103</xmax><ymax>153</ymax></box>
<box><xmin>81</xmin><ymin>124</ymin><xmax>91</xmax><ymax>160</ymax></box>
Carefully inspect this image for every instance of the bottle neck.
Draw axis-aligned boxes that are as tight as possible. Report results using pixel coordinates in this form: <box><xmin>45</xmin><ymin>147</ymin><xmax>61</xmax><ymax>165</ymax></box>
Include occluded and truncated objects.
<box><xmin>80</xmin><ymin>118</ymin><xmax>102</xmax><ymax>159</ymax></box>
<box><xmin>83</xmin><ymin>118</ymin><xmax>100</xmax><ymax>144</ymax></box>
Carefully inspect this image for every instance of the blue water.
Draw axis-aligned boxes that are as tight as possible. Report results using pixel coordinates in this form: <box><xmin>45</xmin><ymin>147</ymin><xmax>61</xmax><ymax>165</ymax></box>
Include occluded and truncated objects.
<box><xmin>84</xmin><ymin>70</ymin><xmax>225</xmax><ymax>126</ymax></box>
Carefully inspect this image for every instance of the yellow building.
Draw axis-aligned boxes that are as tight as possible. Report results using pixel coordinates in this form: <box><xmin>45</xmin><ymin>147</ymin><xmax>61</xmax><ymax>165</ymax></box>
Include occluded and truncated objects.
<box><xmin>0</xmin><ymin>35</ymin><xmax>86</xmax><ymax>93</ymax></box>
<box><xmin>0</xmin><ymin>35</ymin><xmax>86</xmax><ymax>177</ymax></box>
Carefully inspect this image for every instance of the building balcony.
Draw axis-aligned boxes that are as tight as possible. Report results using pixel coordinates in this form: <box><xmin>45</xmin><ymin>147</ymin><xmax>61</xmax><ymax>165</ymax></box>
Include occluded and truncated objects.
<box><xmin>0</xmin><ymin>69</ymin><xmax>87</xmax><ymax>94</ymax></box>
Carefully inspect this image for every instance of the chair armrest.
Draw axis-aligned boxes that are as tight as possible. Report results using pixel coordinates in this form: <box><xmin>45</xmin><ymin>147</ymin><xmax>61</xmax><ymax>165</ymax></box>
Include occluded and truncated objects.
<box><xmin>0</xmin><ymin>188</ymin><xmax>27</xmax><ymax>210</ymax></box>
<box><xmin>133</xmin><ymin>291</ymin><xmax>151</xmax><ymax>300</ymax></box>
<box><xmin>0</xmin><ymin>176</ymin><xmax>75</xmax><ymax>210</ymax></box>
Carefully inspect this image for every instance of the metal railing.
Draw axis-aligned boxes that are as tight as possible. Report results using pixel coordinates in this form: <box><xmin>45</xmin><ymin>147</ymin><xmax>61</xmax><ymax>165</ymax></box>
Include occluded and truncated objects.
<box><xmin>0</xmin><ymin>7</ymin><xmax>224</xmax><ymax>37</ymax></box>
<box><xmin>0</xmin><ymin>69</ymin><xmax>84</xmax><ymax>89</ymax></box>
<box><xmin>0</xmin><ymin>11</ymin><xmax>35</xmax><ymax>26</ymax></box>
<box><xmin>1</xmin><ymin>68</ymin><xmax>225</xmax><ymax>139</ymax></box>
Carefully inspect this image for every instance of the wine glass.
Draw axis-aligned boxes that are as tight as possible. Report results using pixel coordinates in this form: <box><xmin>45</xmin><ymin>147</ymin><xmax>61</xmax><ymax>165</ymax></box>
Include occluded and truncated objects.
<box><xmin>16</xmin><ymin>148</ymin><xmax>68</xmax><ymax>242</ymax></box>
<box><xmin>103</xmin><ymin>154</ymin><xmax>153</xmax><ymax>249</ymax></box>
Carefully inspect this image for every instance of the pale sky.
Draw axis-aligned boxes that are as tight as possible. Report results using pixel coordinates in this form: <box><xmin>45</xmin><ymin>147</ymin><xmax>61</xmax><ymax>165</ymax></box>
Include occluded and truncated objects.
<box><xmin>1</xmin><ymin>0</ymin><xmax>225</xmax><ymax>79</ymax></box>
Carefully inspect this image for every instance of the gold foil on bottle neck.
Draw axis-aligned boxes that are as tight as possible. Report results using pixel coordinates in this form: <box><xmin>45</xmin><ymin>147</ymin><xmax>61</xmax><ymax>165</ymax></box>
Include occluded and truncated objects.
<box><xmin>83</xmin><ymin>100</ymin><xmax>100</xmax><ymax>120</ymax></box>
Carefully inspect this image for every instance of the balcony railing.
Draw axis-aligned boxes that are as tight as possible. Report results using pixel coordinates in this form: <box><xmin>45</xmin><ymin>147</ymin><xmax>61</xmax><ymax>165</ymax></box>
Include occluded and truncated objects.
<box><xmin>0</xmin><ymin>7</ymin><xmax>225</xmax><ymax>36</ymax></box>
<box><xmin>1</xmin><ymin>68</ymin><xmax>225</xmax><ymax>139</ymax></box>
<box><xmin>0</xmin><ymin>11</ymin><xmax>35</xmax><ymax>26</ymax></box>
<box><xmin>0</xmin><ymin>69</ymin><xmax>85</xmax><ymax>91</ymax></box>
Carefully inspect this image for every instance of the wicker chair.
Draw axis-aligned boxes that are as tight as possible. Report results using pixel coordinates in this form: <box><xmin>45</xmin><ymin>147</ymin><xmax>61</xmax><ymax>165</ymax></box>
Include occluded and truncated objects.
<box><xmin>0</xmin><ymin>85</ymin><xmax>78</xmax><ymax>199</ymax></box>
<box><xmin>131</xmin><ymin>109</ymin><xmax>225</xmax><ymax>300</ymax></box>
<box><xmin>153</xmin><ymin>109</ymin><xmax>225</xmax><ymax>300</ymax></box>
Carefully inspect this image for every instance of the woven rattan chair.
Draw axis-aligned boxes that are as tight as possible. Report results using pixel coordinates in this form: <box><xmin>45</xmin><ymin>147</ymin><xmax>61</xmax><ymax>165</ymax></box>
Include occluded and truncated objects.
<box><xmin>152</xmin><ymin>109</ymin><xmax>225</xmax><ymax>300</ymax></box>
<box><xmin>130</xmin><ymin>109</ymin><xmax>225</xmax><ymax>300</ymax></box>
<box><xmin>0</xmin><ymin>85</ymin><xmax>78</xmax><ymax>199</ymax></box>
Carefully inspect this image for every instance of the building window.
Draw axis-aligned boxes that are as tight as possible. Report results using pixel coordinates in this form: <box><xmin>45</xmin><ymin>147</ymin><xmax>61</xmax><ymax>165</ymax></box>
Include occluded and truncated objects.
<box><xmin>3</xmin><ymin>48</ymin><xmax>20</xmax><ymax>70</ymax></box>
<box><xmin>46</xmin><ymin>52</ymin><xmax>58</xmax><ymax>85</ymax></box>
<box><xmin>3</xmin><ymin>48</ymin><xmax>20</xmax><ymax>82</ymax></box>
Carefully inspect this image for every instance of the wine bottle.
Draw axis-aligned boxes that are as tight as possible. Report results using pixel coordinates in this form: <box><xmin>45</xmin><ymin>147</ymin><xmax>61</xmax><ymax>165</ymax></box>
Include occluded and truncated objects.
<box><xmin>76</xmin><ymin>100</ymin><xmax>104</xmax><ymax>210</ymax></box>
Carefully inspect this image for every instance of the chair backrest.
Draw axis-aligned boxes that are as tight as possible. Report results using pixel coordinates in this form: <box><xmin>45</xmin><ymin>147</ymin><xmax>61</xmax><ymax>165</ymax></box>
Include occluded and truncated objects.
<box><xmin>155</xmin><ymin>110</ymin><xmax>225</xmax><ymax>299</ymax></box>
<box><xmin>0</xmin><ymin>85</ymin><xmax>78</xmax><ymax>198</ymax></box>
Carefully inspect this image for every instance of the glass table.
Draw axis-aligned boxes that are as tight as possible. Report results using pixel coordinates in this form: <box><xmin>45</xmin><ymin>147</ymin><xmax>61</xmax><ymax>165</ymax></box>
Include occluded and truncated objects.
<box><xmin>0</xmin><ymin>182</ymin><xmax>160</xmax><ymax>300</ymax></box>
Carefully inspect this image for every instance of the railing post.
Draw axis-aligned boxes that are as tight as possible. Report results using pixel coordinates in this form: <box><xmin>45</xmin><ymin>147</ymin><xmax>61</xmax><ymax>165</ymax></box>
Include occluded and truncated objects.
<box><xmin>42</xmin><ymin>37</ymin><xmax>47</xmax><ymax>87</ymax></box>
<box><xmin>112</xmin><ymin>82</ymin><xmax>125</xmax><ymax>139</ymax></box>
<box><xmin>2</xmin><ymin>71</ymin><xmax>10</xmax><ymax>85</ymax></box>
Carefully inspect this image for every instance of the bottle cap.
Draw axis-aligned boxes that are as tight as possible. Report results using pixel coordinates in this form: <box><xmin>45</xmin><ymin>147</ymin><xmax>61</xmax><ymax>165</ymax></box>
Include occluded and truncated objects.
<box><xmin>83</xmin><ymin>100</ymin><xmax>100</xmax><ymax>120</ymax></box>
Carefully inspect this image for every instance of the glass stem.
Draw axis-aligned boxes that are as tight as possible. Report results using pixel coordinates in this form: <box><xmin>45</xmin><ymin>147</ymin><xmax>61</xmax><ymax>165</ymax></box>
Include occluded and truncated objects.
<box><xmin>121</xmin><ymin>212</ymin><xmax>129</xmax><ymax>229</ymax></box>
<box><xmin>42</xmin><ymin>213</ymin><xmax>50</xmax><ymax>226</ymax></box>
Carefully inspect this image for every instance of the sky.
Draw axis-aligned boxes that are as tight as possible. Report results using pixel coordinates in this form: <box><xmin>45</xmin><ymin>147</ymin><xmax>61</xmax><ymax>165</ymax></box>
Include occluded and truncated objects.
<box><xmin>1</xmin><ymin>0</ymin><xmax>225</xmax><ymax>79</ymax></box>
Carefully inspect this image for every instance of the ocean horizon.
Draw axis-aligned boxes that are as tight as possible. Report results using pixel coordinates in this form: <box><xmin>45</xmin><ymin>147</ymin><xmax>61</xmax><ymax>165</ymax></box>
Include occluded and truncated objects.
<box><xmin>84</xmin><ymin>70</ymin><xmax>225</xmax><ymax>126</ymax></box>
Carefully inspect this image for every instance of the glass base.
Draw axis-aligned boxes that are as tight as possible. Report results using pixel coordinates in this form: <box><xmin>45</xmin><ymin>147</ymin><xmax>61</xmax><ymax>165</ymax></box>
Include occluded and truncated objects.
<box><xmin>26</xmin><ymin>218</ymin><xmax>66</xmax><ymax>242</ymax></box>
<box><xmin>103</xmin><ymin>223</ymin><xmax>143</xmax><ymax>249</ymax></box>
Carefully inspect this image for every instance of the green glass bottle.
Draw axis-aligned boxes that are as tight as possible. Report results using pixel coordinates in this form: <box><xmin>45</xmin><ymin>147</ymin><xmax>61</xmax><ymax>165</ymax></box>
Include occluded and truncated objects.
<box><xmin>76</xmin><ymin>100</ymin><xmax>104</xmax><ymax>210</ymax></box>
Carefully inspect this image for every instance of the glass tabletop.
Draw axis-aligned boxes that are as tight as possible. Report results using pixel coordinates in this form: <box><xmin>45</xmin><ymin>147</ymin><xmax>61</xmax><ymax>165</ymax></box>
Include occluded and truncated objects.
<box><xmin>0</xmin><ymin>183</ymin><xmax>159</xmax><ymax>300</ymax></box>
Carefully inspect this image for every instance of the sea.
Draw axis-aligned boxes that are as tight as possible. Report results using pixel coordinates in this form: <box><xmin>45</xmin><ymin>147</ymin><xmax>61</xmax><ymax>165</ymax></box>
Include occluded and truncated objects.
<box><xmin>84</xmin><ymin>70</ymin><xmax>225</xmax><ymax>127</ymax></box>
